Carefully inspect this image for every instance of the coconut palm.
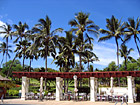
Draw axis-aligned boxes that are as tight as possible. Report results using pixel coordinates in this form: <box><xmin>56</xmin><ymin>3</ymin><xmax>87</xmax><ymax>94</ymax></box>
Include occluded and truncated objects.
<box><xmin>54</xmin><ymin>31</ymin><xmax>75</xmax><ymax>93</ymax></box>
<box><xmin>0</xmin><ymin>42</ymin><xmax>12</xmax><ymax>68</ymax></box>
<box><xmin>69</xmin><ymin>12</ymin><xmax>99</xmax><ymax>72</ymax></box>
<box><xmin>13</xmin><ymin>21</ymin><xmax>29</xmax><ymax>43</ymax></box>
<box><xmin>0</xmin><ymin>23</ymin><xmax>13</xmax><ymax>67</ymax></box>
<box><xmin>82</xmin><ymin>50</ymin><xmax>99</xmax><ymax>72</ymax></box>
<box><xmin>54</xmin><ymin>31</ymin><xmax>75</xmax><ymax>71</ymax></box>
<box><xmin>119</xmin><ymin>44</ymin><xmax>134</xmax><ymax>71</ymax></box>
<box><xmin>98</xmin><ymin>15</ymin><xmax>125</xmax><ymax>86</ymax></box>
<box><xmin>124</xmin><ymin>17</ymin><xmax>140</xmax><ymax>56</ymax></box>
<box><xmin>31</xmin><ymin>15</ymin><xmax>63</xmax><ymax>72</ymax></box>
<box><xmin>14</xmin><ymin>40</ymin><xmax>31</xmax><ymax>71</ymax></box>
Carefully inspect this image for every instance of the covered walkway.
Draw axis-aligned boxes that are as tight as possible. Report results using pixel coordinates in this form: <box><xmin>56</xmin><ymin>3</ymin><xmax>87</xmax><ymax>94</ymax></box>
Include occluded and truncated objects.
<box><xmin>12</xmin><ymin>71</ymin><xmax>140</xmax><ymax>103</ymax></box>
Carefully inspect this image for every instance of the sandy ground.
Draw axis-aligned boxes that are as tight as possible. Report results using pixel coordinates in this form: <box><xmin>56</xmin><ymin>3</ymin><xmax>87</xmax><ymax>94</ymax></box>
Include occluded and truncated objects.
<box><xmin>1</xmin><ymin>99</ymin><xmax>140</xmax><ymax>105</ymax></box>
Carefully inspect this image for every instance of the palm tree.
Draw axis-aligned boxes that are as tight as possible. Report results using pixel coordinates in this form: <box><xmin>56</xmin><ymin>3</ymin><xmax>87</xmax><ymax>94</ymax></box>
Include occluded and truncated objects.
<box><xmin>13</xmin><ymin>21</ymin><xmax>29</xmax><ymax>43</ymax></box>
<box><xmin>125</xmin><ymin>17</ymin><xmax>140</xmax><ymax>56</ymax></box>
<box><xmin>0</xmin><ymin>23</ymin><xmax>13</xmax><ymax>67</ymax></box>
<box><xmin>69</xmin><ymin>12</ymin><xmax>99</xmax><ymax>72</ymax></box>
<box><xmin>119</xmin><ymin>44</ymin><xmax>134</xmax><ymax>71</ymax></box>
<box><xmin>56</xmin><ymin>31</ymin><xmax>75</xmax><ymax>71</ymax></box>
<box><xmin>31</xmin><ymin>15</ymin><xmax>63</xmax><ymax>72</ymax></box>
<box><xmin>0</xmin><ymin>42</ymin><xmax>12</xmax><ymax>68</ymax></box>
<box><xmin>54</xmin><ymin>31</ymin><xmax>75</xmax><ymax>93</ymax></box>
<box><xmin>82</xmin><ymin>50</ymin><xmax>99</xmax><ymax>72</ymax></box>
<box><xmin>98</xmin><ymin>15</ymin><xmax>125</xmax><ymax>86</ymax></box>
<box><xmin>14</xmin><ymin>40</ymin><xmax>31</xmax><ymax>71</ymax></box>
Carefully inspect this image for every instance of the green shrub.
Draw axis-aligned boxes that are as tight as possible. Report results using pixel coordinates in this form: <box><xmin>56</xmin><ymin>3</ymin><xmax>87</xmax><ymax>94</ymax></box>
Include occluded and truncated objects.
<box><xmin>7</xmin><ymin>89</ymin><xmax>19</xmax><ymax>96</ymax></box>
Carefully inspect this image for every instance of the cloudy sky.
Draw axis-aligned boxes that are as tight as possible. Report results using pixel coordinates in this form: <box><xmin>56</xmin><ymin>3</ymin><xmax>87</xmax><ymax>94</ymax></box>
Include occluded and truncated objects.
<box><xmin>0</xmin><ymin>0</ymin><xmax>139</xmax><ymax>70</ymax></box>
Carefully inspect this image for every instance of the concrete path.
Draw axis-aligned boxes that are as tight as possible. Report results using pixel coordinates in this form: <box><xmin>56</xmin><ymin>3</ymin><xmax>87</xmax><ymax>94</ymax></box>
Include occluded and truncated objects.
<box><xmin>2</xmin><ymin>99</ymin><xmax>140</xmax><ymax>105</ymax></box>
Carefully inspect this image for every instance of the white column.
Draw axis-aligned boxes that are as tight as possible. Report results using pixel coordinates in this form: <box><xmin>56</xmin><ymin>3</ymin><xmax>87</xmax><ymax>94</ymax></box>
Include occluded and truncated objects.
<box><xmin>94</xmin><ymin>78</ymin><xmax>98</xmax><ymax>99</ymax></box>
<box><xmin>110</xmin><ymin>77</ymin><xmax>113</xmax><ymax>89</ymax></box>
<box><xmin>110</xmin><ymin>77</ymin><xmax>114</xmax><ymax>96</ymax></box>
<box><xmin>60</xmin><ymin>78</ymin><xmax>63</xmax><ymax>100</ymax></box>
<box><xmin>127</xmin><ymin>76</ymin><xmax>134</xmax><ymax>103</ymax></box>
<box><xmin>132</xmin><ymin>77</ymin><xmax>136</xmax><ymax>101</ymax></box>
<box><xmin>39</xmin><ymin>77</ymin><xmax>43</xmax><ymax>101</ymax></box>
<box><xmin>21</xmin><ymin>76</ymin><xmax>27</xmax><ymax>100</ymax></box>
<box><xmin>25</xmin><ymin>78</ymin><xmax>29</xmax><ymax>93</ymax></box>
<box><xmin>56</xmin><ymin>77</ymin><xmax>61</xmax><ymax>101</ymax></box>
<box><xmin>90</xmin><ymin>77</ymin><xmax>95</xmax><ymax>102</ymax></box>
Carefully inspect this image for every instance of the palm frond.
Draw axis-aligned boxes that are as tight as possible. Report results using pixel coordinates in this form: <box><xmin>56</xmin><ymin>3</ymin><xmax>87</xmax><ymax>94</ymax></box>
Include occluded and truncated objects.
<box><xmin>87</xmin><ymin>29</ymin><xmax>99</xmax><ymax>38</ymax></box>
<box><xmin>87</xmin><ymin>24</ymin><xmax>99</xmax><ymax>30</ymax></box>
<box><xmin>51</xmin><ymin>28</ymin><xmax>63</xmax><ymax>35</ymax></box>
<box><xmin>128</xmin><ymin>17</ymin><xmax>135</xmax><ymax>28</ymax></box>
<box><xmin>39</xmin><ymin>18</ymin><xmax>46</xmax><ymax>26</ymax></box>
<box><xmin>136</xmin><ymin>36</ymin><xmax>140</xmax><ymax>43</ymax></box>
<box><xmin>136</xmin><ymin>17</ymin><xmax>140</xmax><ymax>30</ymax></box>
<box><xmin>98</xmin><ymin>35</ymin><xmax>113</xmax><ymax>42</ymax></box>
<box><xmin>68</xmin><ymin>19</ymin><xmax>78</xmax><ymax>27</ymax></box>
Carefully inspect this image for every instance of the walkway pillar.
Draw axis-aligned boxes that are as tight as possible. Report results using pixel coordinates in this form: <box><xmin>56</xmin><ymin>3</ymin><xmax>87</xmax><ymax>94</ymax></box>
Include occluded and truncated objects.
<box><xmin>56</xmin><ymin>77</ymin><xmax>62</xmax><ymax>101</ymax></box>
<box><xmin>90</xmin><ymin>77</ymin><xmax>96</xmax><ymax>102</ymax></box>
<box><xmin>110</xmin><ymin>77</ymin><xmax>114</xmax><ymax>96</ymax></box>
<box><xmin>110</xmin><ymin>77</ymin><xmax>113</xmax><ymax>88</ymax></box>
<box><xmin>127</xmin><ymin>76</ymin><xmax>134</xmax><ymax>103</ymax></box>
<box><xmin>60</xmin><ymin>78</ymin><xmax>63</xmax><ymax>100</ymax></box>
<box><xmin>39</xmin><ymin>77</ymin><xmax>43</xmax><ymax>101</ymax></box>
<box><xmin>21</xmin><ymin>76</ymin><xmax>27</xmax><ymax>100</ymax></box>
<box><xmin>25</xmin><ymin>78</ymin><xmax>29</xmax><ymax>93</ymax></box>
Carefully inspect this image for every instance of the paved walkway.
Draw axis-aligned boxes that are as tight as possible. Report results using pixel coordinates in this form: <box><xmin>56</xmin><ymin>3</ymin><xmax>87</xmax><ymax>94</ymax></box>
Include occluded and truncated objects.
<box><xmin>2</xmin><ymin>99</ymin><xmax>140</xmax><ymax>105</ymax></box>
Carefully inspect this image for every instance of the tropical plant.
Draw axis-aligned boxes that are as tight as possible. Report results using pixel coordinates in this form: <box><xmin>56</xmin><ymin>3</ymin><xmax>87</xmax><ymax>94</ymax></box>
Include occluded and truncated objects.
<box><xmin>98</xmin><ymin>15</ymin><xmax>125</xmax><ymax>86</ymax></box>
<box><xmin>2</xmin><ymin>60</ymin><xmax>22</xmax><ymax>77</ymax></box>
<box><xmin>119</xmin><ymin>44</ymin><xmax>134</xmax><ymax>71</ymax></box>
<box><xmin>55</xmin><ymin>31</ymin><xmax>75</xmax><ymax>72</ymax></box>
<box><xmin>69</xmin><ymin>12</ymin><xmax>99</xmax><ymax>72</ymax></box>
<box><xmin>82</xmin><ymin>50</ymin><xmax>99</xmax><ymax>72</ymax></box>
<box><xmin>30</xmin><ymin>15</ymin><xmax>63</xmax><ymax>72</ymax></box>
<box><xmin>0</xmin><ymin>42</ymin><xmax>12</xmax><ymax>68</ymax></box>
<box><xmin>14</xmin><ymin>40</ymin><xmax>31</xmax><ymax>71</ymax></box>
<box><xmin>0</xmin><ymin>23</ymin><xmax>13</xmax><ymax>67</ymax></box>
<box><xmin>13</xmin><ymin>21</ymin><xmax>29</xmax><ymax>43</ymax></box>
<box><xmin>124</xmin><ymin>17</ymin><xmax>140</xmax><ymax>56</ymax></box>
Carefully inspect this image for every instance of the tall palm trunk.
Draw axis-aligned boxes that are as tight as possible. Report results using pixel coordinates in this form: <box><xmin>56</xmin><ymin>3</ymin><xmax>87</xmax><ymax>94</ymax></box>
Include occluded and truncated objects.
<box><xmin>44</xmin><ymin>47</ymin><xmax>48</xmax><ymax>90</ymax></box>
<box><xmin>88</xmin><ymin>60</ymin><xmax>90</xmax><ymax>87</ymax></box>
<box><xmin>88</xmin><ymin>59</ymin><xmax>90</xmax><ymax>72</ymax></box>
<box><xmin>79</xmin><ymin>55</ymin><xmax>82</xmax><ymax>87</ymax></box>
<box><xmin>29</xmin><ymin>59</ymin><xmax>32</xmax><ymax>72</ymax></box>
<box><xmin>45</xmin><ymin>47</ymin><xmax>48</xmax><ymax>72</ymax></box>
<box><xmin>6</xmin><ymin>51</ymin><xmax>19</xmax><ymax>77</ymax></box>
<box><xmin>124</xmin><ymin>57</ymin><xmax>127</xmax><ymax>71</ymax></box>
<box><xmin>115</xmin><ymin>38</ymin><xmax>120</xmax><ymax>86</ymax></box>
<box><xmin>6</xmin><ymin>38</ymin><xmax>8</xmax><ymax>67</ymax></box>
<box><xmin>0</xmin><ymin>54</ymin><xmax>4</xmax><ymax>68</ymax></box>
<box><xmin>23</xmin><ymin>54</ymin><xmax>25</xmax><ymax>71</ymax></box>
<box><xmin>134</xmin><ymin>35</ymin><xmax>140</xmax><ymax>56</ymax></box>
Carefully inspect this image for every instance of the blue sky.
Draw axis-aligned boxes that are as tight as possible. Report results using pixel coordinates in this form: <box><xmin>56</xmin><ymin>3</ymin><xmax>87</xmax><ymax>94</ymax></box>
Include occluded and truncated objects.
<box><xmin>0</xmin><ymin>0</ymin><xmax>140</xmax><ymax>70</ymax></box>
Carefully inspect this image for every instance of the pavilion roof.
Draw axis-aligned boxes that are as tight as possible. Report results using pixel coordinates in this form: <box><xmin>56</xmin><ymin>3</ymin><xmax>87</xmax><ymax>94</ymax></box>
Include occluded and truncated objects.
<box><xmin>12</xmin><ymin>71</ymin><xmax>140</xmax><ymax>78</ymax></box>
<box><xmin>0</xmin><ymin>75</ymin><xmax>10</xmax><ymax>81</ymax></box>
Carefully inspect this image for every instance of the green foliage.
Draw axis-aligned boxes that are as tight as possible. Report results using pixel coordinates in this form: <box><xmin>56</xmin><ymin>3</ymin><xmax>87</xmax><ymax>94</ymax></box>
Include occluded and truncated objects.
<box><xmin>89</xmin><ymin>65</ymin><xmax>93</xmax><ymax>72</ymax></box>
<box><xmin>7</xmin><ymin>89</ymin><xmax>19</xmax><ymax>96</ymax></box>
<box><xmin>103</xmin><ymin>61</ymin><xmax>117</xmax><ymax>71</ymax></box>
<box><xmin>33</xmin><ymin>67</ymin><xmax>58</xmax><ymax>72</ymax></box>
<box><xmin>1</xmin><ymin>60</ymin><xmax>22</xmax><ymax>77</ymax></box>
<box><xmin>0</xmin><ymin>81</ymin><xmax>17</xmax><ymax>89</ymax></box>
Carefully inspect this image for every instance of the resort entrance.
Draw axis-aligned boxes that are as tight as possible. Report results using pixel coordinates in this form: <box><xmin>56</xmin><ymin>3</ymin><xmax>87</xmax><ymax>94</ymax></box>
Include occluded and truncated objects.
<box><xmin>13</xmin><ymin>71</ymin><xmax>140</xmax><ymax>103</ymax></box>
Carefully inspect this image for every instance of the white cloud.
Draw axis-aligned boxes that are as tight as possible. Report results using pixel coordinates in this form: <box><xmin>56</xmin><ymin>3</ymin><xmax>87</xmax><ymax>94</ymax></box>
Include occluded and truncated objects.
<box><xmin>93</xmin><ymin>42</ymin><xmax>123</xmax><ymax>66</ymax></box>
<box><xmin>0</xmin><ymin>20</ymin><xmax>6</xmax><ymax>38</ymax></box>
<box><xmin>75</xmin><ymin>55</ymin><xmax>79</xmax><ymax>62</ymax></box>
<box><xmin>48</xmin><ymin>56</ymin><xmax>53</xmax><ymax>59</ymax></box>
<box><xmin>7</xmin><ymin>19</ymin><xmax>13</xmax><ymax>24</ymax></box>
